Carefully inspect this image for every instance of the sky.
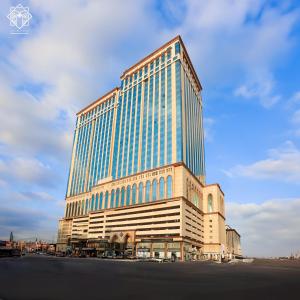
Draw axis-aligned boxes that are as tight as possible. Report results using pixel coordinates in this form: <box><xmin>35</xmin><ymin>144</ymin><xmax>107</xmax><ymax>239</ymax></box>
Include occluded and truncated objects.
<box><xmin>0</xmin><ymin>0</ymin><xmax>300</xmax><ymax>257</ymax></box>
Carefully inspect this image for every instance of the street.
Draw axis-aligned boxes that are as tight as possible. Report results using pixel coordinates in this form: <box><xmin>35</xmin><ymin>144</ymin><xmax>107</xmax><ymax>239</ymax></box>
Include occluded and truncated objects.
<box><xmin>0</xmin><ymin>256</ymin><xmax>299</xmax><ymax>300</ymax></box>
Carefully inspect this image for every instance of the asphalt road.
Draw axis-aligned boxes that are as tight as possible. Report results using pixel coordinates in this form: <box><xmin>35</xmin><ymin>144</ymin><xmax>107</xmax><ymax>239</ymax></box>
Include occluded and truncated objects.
<box><xmin>0</xmin><ymin>256</ymin><xmax>299</xmax><ymax>300</ymax></box>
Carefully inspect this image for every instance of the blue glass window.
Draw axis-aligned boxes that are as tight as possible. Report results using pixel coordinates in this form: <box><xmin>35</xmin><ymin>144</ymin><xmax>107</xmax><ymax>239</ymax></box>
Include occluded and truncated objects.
<box><xmin>104</xmin><ymin>191</ymin><xmax>109</xmax><ymax>209</ymax></box>
<box><xmin>152</xmin><ymin>179</ymin><xmax>157</xmax><ymax>201</ymax></box>
<box><xmin>99</xmin><ymin>192</ymin><xmax>103</xmax><ymax>209</ymax></box>
<box><xmin>175</xmin><ymin>61</ymin><xmax>182</xmax><ymax>162</ymax></box>
<box><xmin>146</xmin><ymin>76</ymin><xmax>153</xmax><ymax>169</ymax></box>
<box><xmin>160</xmin><ymin>69</ymin><xmax>165</xmax><ymax>166</ymax></box>
<box><xmin>95</xmin><ymin>194</ymin><xmax>99</xmax><ymax>210</ymax></box>
<box><xmin>132</xmin><ymin>184</ymin><xmax>137</xmax><ymax>205</ymax></box>
<box><xmin>167</xmin><ymin>50</ymin><xmax>171</xmax><ymax>60</ymax></box>
<box><xmin>116</xmin><ymin>188</ymin><xmax>120</xmax><ymax>207</ymax></box>
<box><xmin>167</xmin><ymin>65</ymin><xmax>172</xmax><ymax>164</ymax></box>
<box><xmin>175</xmin><ymin>42</ymin><xmax>181</xmax><ymax>54</ymax></box>
<box><xmin>159</xmin><ymin>177</ymin><xmax>165</xmax><ymax>199</ymax></box>
<box><xmin>167</xmin><ymin>176</ymin><xmax>172</xmax><ymax>198</ymax></box>
<box><xmin>85</xmin><ymin>198</ymin><xmax>89</xmax><ymax>214</ymax></box>
<box><xmin>91</xmin><ymin>195</ymin><xmax>95</xmax><ymax>211</ymax></box>
<box><xmin>121</xmin><ymin>187</ymin><xmax>125</xmax><ymax>206</ymax></box>
<box><xmin>126</xmin><ymin>185</ymin><xmax>131</xmax><ymax>206</ymax></box>
<box><xmin>141</xmin><ymin>80</ymin><xmax>148</xmax><ymax>171</ymax></box>
<box><xmin>111</xmin><ymin>189</ymin><xmax>115</xmax><ymax>208</ymax></box>
<box><xmin>146</xmin><ymin>180</ymin><xmax>150</xmax><ymax>202</ymax></box>
<box><xmin>138</xmin><ymin>183</ymin><xmax>143</xmax><ymax>204</ymax></box>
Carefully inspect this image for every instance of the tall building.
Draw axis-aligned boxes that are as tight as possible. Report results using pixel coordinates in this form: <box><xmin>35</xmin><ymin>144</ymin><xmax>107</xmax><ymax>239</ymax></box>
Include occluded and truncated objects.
<box><xmin>57</xmin><ymin>36</ymin><xmax>241</xmax><ymax>260</ymax></box>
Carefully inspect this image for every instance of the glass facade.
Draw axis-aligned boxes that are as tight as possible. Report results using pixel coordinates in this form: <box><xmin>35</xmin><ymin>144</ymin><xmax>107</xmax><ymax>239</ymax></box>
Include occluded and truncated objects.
<box><xmin>66</xmin><ymin>38</ymin><xmax>205</xmax><ymax>210</ymax></box>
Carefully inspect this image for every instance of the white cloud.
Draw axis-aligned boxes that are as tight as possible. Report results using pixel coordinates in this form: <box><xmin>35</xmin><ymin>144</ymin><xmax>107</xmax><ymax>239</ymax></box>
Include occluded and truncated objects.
<box><xmin>0</xmin><ymin>157</ymin><xmax>57</xmax><ymax>187</ymax></box>
<box><xmin>234</xmin><ymin>75</ymin><xmax>281</xmax><ymax>108</ymax></box>
<box><xmin>226</xmin><ymin>198</ymin><xmax>300</xmax><ymax>257</ymax></box>
<box><xmin>226</xmin><ymin>141</ymin><xmax>300</xmax><ymax>183</ymax></box>
<box><xmin>166</xmin><ymin>0</ymin><xmax>298</xmax><ymax>107</ymax></box>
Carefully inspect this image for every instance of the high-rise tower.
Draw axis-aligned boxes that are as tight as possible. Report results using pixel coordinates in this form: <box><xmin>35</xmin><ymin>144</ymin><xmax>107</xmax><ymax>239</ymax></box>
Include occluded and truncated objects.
<box><xmin>57</xmin><ymin>36</ymin><xmax>238</xmax><ymax>261</ymax></box>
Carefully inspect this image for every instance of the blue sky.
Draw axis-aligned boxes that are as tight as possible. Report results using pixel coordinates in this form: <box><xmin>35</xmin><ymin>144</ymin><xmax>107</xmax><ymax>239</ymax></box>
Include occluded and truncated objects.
<box><xmin>1</xmin><ymin>0</ymin><xmax>300</xmax><ymax>257</ymax></box>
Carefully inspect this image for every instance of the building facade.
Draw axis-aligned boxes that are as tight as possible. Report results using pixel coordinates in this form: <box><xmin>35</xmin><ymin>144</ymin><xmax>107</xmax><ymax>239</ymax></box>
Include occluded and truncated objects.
<box><xmin>57</xmin><ymin>36</ymin><xmax>240</xmax><ymax>260</ymax></box>
<box><xmin>226</xmin><ymin>225</ymin><xmax>242</xmax><ymax>259</ymax></box>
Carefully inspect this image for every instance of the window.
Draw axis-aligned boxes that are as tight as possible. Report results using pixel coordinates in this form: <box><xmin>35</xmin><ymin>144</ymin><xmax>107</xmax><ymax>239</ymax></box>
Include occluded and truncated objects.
<box><xmin>192</xmin><ymin>193</ymin><xmax>199</xmax><ymax>208</ymax></box>
<box><xmin>111</xmin><ymin>189</ymin><xmax>115</xmax><ymax>208</ymax></box>
<box><xmin>95</xmin><ymin>194</ymin><xmax>99</xmax><ymax>210</ymax></box>
<box><xmin>145</xmin><ymin>180</ymin><xmax>150</xmax><ymax>202</ymax></box>
<box><xmin>99</xmin><ymin>192</ymin><xmax>103</xmax><ymax>210</ymax></box>
<box><xmin>138</xmin><ymin>182</ymin><xmax>143</xmax><ymax>204</ymax></box>
<box><xmin>91</xmin><ymin>195</ymin><xmax>95</xmax><ymax>211</ymax></box>
<box><xmin>175</xmin><ymin>41</ymin><xmax>181</xmax><ymax>54</ymax></box>
<box><xmin>116</xmin><ymin>188</ymin><xmax>120</xmax><ymax>207</ymax></box>
<box><xmin>208</xmin><ymin>194</ymin><xmax>213</xmax><ymax>212</ymax></box>
<box><xmin>132</xmin><ymin>184</ymin><xmax>137</xmax><ymax>205</ymax></box>
<box><xmin>85</xmin><ymin>199</ymin><xmax>89</xmax><ymax>214</ymax></box>
<box><xmin>167</xmin><ymin>175</ymin><xmax>172</xmax><ymax>198</ymax></box>
<box><xmin>121</xmin><ymin>187</ymin><xmax>125</xmax><ymax>206</ymax></box>
<box><xmin>152</xmin><ymin>179</ymin><xmax>157</xmax><ymax>201</ymax></box>
<box><xmin>81</xmin><ymin>200</ymin><xmax>84</xmax><ymax>215</ymax></box>
<box><xmin>126</xmin><ymin>185</ymin><xmax>131</xmax><ymax>206</ymax></box>
<box><xmin>104</xmin><ymin>191</ymin><xmax>109</xmax><ymax>209</ymax></box>
<box><xmin>159</xmin><ymin>177</ymin><xmax>165</xmax><ymax>199</ymax></box>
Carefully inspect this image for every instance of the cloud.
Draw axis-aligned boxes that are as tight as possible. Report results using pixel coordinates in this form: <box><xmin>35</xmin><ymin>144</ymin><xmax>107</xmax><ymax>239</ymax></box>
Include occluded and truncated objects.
<box><xmin>226</xmin><ymin>198</ymin><xmax>300</xmax><ymax>257</ymax></box>
<box><xmin>234</xmin><ymin>75</ymin><xmax>281</xmax><ymax>108</ymax></box>
<box><xmin>0</xmin><ymin>157</ymin><xmax>57</xmax><ymax>188</ymax></box>
<box><xmin>225</xmin><ymin>141</ymin><xmax>300</xmax><ymax>183</ymax></box>
<box><xmin>0</xmin><ymin>206</ymin><xmax>58</xmax><ymax>241</ymax></box>
<box><xmin>166</xmin><ymin>0</ymin><xmax>298</xmax><ymax>107</ymax></box>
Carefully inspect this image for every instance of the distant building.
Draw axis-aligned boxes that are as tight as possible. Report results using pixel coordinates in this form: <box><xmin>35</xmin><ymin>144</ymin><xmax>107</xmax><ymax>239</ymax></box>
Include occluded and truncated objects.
<box><xmin>226</xmin><ymin>225</ymin><xmax>242</xmax><ymax>259</ymax></box>
<box><xmin>57</xmin><ymin>36</ymin><xmax>241</xmax><ymax>260</ymax></box>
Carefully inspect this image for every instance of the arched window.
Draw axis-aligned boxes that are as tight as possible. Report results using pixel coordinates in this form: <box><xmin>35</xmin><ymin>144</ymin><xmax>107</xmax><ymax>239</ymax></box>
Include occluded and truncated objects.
<box><xmin>80</xmin><ymin>200</ymin><xmax>83</xmax><ymax>215</ymax></box>
<box><xmin>126</xmin><ymin>185</ymin><xmax>131</xmax><ymax>206</ymax></box>
<box><xmin>85</xmin><ymin>199</ymin><xmax>89</xmax><ymax>214</ymax></box>
<box><xmin>138</xmin><ymin>182</ymin><xmax>143</xmax><ymax>204</ymax></box>
<box><xmin>77</xmin><ymin>201</ymin><xmax>80</xmax><ymax>215</ymax></box>
<box><xmin>121</xmin><ymin>187</ymin><xmax>125</xmax><ymax>206</ymax></box>
<box><xmin>167</xmin><ymin>175</ymin><xmax>172</xmax><ymax>198</ymax></box>
<box><xmin>91</xmin><ymin>195</ymin><xmax>95</xmax><ymax>211</ymax></box>
<box><xmin>95</xmin><ymin>194</ymin><xmax>99</xmax><ymax>210</ymax></box>
<box><xmin>159</xmin><ymin>177</ymin><xmax>165</xmax><ymax>200</ymax></box>
<box><xmin>104</xmin><ymin>191</ymin><xmax>109</xmax><ymax>209</ymax></box>
<box><xmin>152</xmin><ymin>179</ymin><xmax>157</xmax><ymax>201</ymax></box>
<box><xmin>208</xmin><ymin>194</ymin><xmax>213</xmax><ymax>212</ymax></box>
<box><xmin>145</xmin><ymin>180</ymin><xmax>151</xmax><ymax>202</ymax></box>
<box><xmin>111</xmin><ymin>189</ymin><xmax>115</xmax><ymax>208</ymax></box>
<box><xmin>115</xmin><ymin>188</ymin><xmax>120</xmax><ymax>207</ymax></box>
<box><xmin>132</xmin><ymin>184</ymin><xmax>137</xmax><ymax>205</ymax></box>
<box><xmin>192</xmin><ymin>193</ymin><xmax>199</xmax><ymax>208</ymax></box>
<box><xmin>99</xmin><ymin>192</ymin><xmax>103</xmax><ymax>209</ymax></box>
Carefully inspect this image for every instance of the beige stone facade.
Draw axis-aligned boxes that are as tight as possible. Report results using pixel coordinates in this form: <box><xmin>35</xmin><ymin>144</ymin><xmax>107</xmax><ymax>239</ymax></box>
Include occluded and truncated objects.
<box><xmin>57</xmin><ymin>36</ymin><xmax>241</xmax><ymax>260</ymax></box>
<box><xmin>226</xmin><ymin>225</ymin><xmax>242</xmax><ymax>259</ymax></box>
